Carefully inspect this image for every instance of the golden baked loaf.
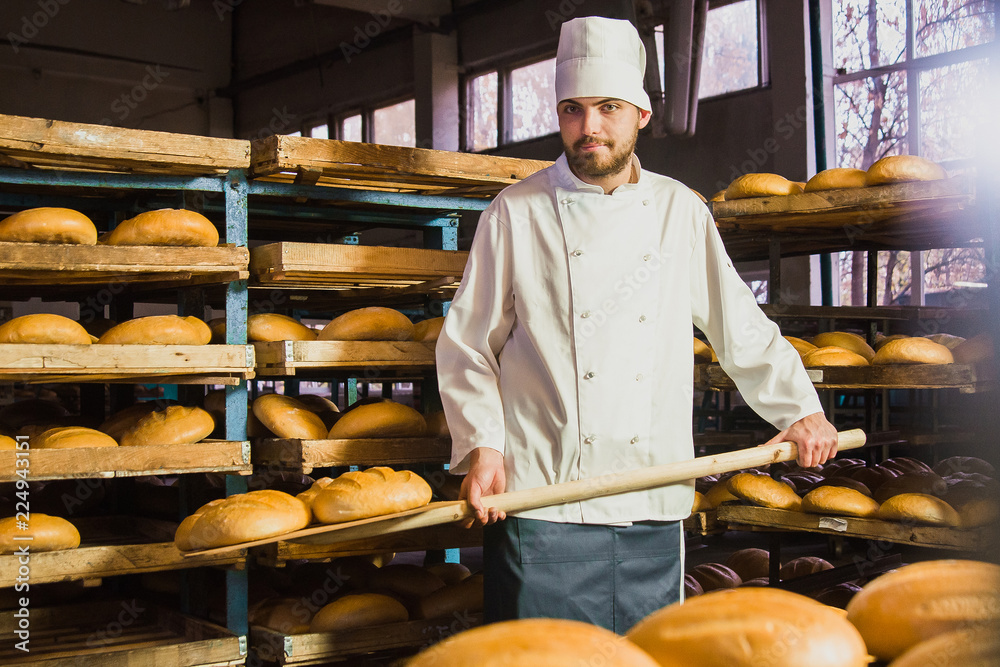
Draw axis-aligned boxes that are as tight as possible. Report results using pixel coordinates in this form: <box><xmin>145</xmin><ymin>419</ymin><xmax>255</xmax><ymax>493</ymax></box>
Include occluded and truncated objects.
<box><xmin>693</xmin><ymin>338</ymin><xmax>717</xmax><ymax>362</ymax></box>
<box><xmin>952</xmin><ymin>333</ymin><xmax>994</xmax><ymax>364</ymax></box>
<box><xmin>0</xmin><ymin>514</ymin><xmax>80</xmax><ymax>554</ymax></box>
<box><xmin>727</xmin><ymin>472</ymin><xmax>802</xmax><ymax>511</ymax></box>
<box><xmin>423</xmin><ymin>410</ymin><xmax>449</xmax><ymax>437</ymax></box>
<box><xmin>208</xmin><ymin>317</ymin><xmax>227</xmax><ymax>344</ymax></box>
<box><xmin>954</xmin><ymin>497</ymin><xmax>1000</xmax><ymax>527</ymax></box>
<box><xmin>425</xmin><ymin>562</ymin><xmax>471</xmax><ymax>585</ymax></box>
<box><xmin>98</xmin><ymin>315</ymin><xmax>212</xmax><ymax>345</ymax></box>
<box><xmin>866</xmin><ymin>155</ymin><xmax>947</xmax><ymax>185</ymax></box>
<box><xmin>725</xmin><ymin>548</ymin><xmax>770</xmax><ymax>582</ymax></box>
<box><xmin>34</xmin><ymin>426</ymin><xmax>118</xmax><ymax>449</ymax></box>
<box><xmin>811</xmin><ymin>331</ymin><xmax>875</xmax><ymax>361</ymax></box>
<box><xmin>101</xmin><ymin>209</ymin><xmax>219</xmax><ymax>247</ymax></box>
<box><xmin>872</xmin><ymin>337</ymin><xmax>954</xmax><ymax>365</ymax></box>
<box><xmin>691</xmin><ymin>491</ymin><xmax>711</xmax><ymax>513</ymax></box>
<box><xmin>846</xmin><ymin>559</ymin><xmax>1000</xmax><ymax>660</ymax></box>
<box><xmin>318</xmin><ymin>307</ymin><xmax>414</xmax><ymax>341</ymax></box>
<box><xmin>725</xmin><ymin>173</ymin><xmax>804</xmax><ymax>199</ymax></box>
<box><xmin>412</xmin><ymin>317</ymin><xmax>444</xmax><ymax>342</ymax></box>
<box><xmin>327</xmin><ymin>401</ymin><xmax>427</xmax><ymax>439</ymax></box>
<box><xmin>887</xmin><ymin>626</ymin><xmax>1000</xmax><ymax>667</ymax></box>
<box><xmin>98</xmin><ymin>402</ymin><xmax>162</xmax><ymax>441</ymax></box>
<box><xmin>803</xmin><ymin>346</ymin><xmax>870</xmax><ymax>367</ymax></box>
<box><xmin>877</xmin><ymin>493</ymin><xmax>960</xmax><ymax>526</ymax></box>
<box><xmin>0</xmin><ymin>207</ymin><xmax>98</xmax><ymax>245</ymax></box>
<box><xmin>249</xmin><ymin>597</ymin><xmax>313</xmax><ymax>635</ymax></box>
<box><xmin>783</xmin><ymin>335</ymin><xmax>817</xmax><ymax>358</ymax></box>
<box><xmin>0</xmin><ymin>314</ymin><xmax>93</xmax><ymax>345</ymax></box>
<box><xmin>311</xmin><ymin>466</ymin><xmax>433</xmax><ymax>524</ymax></box>
<box><xmin>704</xmin><ymin>480</ymin><xmax>740</xmax><ymax>508</ymax></box>
<box><xmin>119</xmin><ymin>405</ymin><xmax>214</xmax><ymax>447</ymax></box>
<box><xmin>251</xmin><ymin>394</ymin><xmax>328</xmax><ymax>440</ymax></box>
<box><xmin>370</xmin><ymin>563</ymin><xmax>446</xmax><ymax>599</ymax></box>
<box><xmin>174</xmin><ymin>489</ymin><xmax>311</xmax><ymax>551</ymax></box>
<box><xmin>0</xmin><ymin>435</ymin><xmax>16</xmax><ymax>450</ymax></box>
<box><xmin>410</xmin><ymin>618</ymin><xmax>661</xmax><ymax>667</ymax></box>
<box><xmin>802</xmin><ymin>485</ymin><xmax>880</xmax><ymax>518</ymax></box>
<box><xmin>709</xmin><ymin>189</ymin><xmax>726</xmax><ymax>202</ymax></box>
<box><xmin>296</xmin><ymin>477</ymin><xmax>335</xmax><ymax>520</ymax></box>
<box><xmin>247</xmin><ymin>313</ymin><xmax>317</xmax><ymax>342</ymax></box>
<box><xmin>416</xmin><ymin>573</ymin><xmax>484</xmax><ymax>620</ymax></box>
<box><xmin>873</xmin><ymin>333</ymin><xmax>909</xmax><ymax>350</ymax></box>
<box><xmin>627</xmin><ymin>588</ymin><xmax>870</xmax><ymax>667</ymax></box>
<box><xmin>804</xmin><ymin>168</ymin><xmax>868</xmax><ymax>192</ymax></box>
<box><xmin>309</xmin><ymin>593</ymin><xmax>408</xmax><ymax>633</ymax></box>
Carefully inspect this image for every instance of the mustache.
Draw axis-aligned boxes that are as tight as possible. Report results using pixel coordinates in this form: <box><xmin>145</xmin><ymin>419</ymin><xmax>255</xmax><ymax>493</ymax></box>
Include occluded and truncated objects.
<box><xmin>574</xmin><ymin>138</ymin><xmax>613</xmax><ymax>150</ymax></box>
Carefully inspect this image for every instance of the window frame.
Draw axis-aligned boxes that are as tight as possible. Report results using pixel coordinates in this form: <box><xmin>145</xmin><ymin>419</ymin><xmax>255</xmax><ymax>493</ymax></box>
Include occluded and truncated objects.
<box><xmin>695</xmin><ymin>0</ymin><xmax>769</xmax><ymax>102</ymax></box>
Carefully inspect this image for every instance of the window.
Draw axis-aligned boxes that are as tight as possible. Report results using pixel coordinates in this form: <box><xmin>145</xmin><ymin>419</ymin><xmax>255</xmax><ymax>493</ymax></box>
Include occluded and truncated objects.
<box><xmin>307</xmin><ymin>123</ymin><xmax>328</xmax><ymax>139</ymax></box>
<box><xmin>464</xmin><ymin>56</ymin><xmax>558</xmax><ymax>150</ymax></box>
<box><xmin>341</xmin><ymin>113</ymin><xmax>363</xmax><ymax>142</ymax></box>
<box><xmin>469</xmin><ymin>71</ymin><xmax>498</xmax><ymax>151</ymax></box>
<box><xmin>698</xmin><ymin>0</ymin><xmax>762</xmax><ymax>99</ymax></box>
<box><xmin>373</xmin><ymin>99</ymin><xmax>416</xmax><ymax>148</ymax></box>
<box><xmin>510</xmin><ymin>58</ymin><xmax>559</xmax><ymax>142</ymax></box>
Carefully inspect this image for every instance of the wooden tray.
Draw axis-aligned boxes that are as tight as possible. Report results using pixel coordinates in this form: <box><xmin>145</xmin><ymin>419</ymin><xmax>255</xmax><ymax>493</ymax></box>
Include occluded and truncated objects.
<box><xmin>0</xmin><ymin>516</ymin><xmax>245</xmax><ymax>585</ymax></box>
<box><xmin>0</xmin><ymin>243</ymin><xmax>249</xmax><ymax>288</ymax></box>
<box><xmin>694</xmin><ymin>363</ymin><xmax>980</xmax><ymax>392</ymax></box>
<box><xmin>0</xmin><ymin>114</ymin><xmax>250</xmax><ymax>176</ymax></box>
<box><xmin>0</xmin><ymin>343</ymin><xmax>255</xmax><ymax>385</ymax></box>
<box><xmin>716</xmin><ymin>505</ymin><xmax>993</xmax><ymax>551</ymax></box>
<box><xmin>253</xmin><ymin>340</ymin><xmax>435</xmax><ymax>376</ymax></box>
<box><xmin>252</xmin><ymin>437</ymin><xmax>450</xmax><ymax>474</ymax></box>
<box><xmin>253</xmin><ymin>523</ymin><xmax>482</xmax><ymax>567</ymax></box>
<box><xmin>683</xmin><ymin>510</ymin><xmax>723</xmax><ymax>535</ymax></box>
<box><xmin>250</xmin><ymin>135</ymin><xmax>549</xmax><ymax>196</ymax></box>
<box><xmin>0</xmin><ymin>599</ymin><xmax>245</xmax><ymax>666</ymax></box>
<box><xmin>251</xmin><ymin>613</ymin><xmax>482</xmax><ymax>665</ymax></box>
<box><xmin>0</xmin><ymin>439</ymin><xmax>250</xmax><ymax>481</ymax></box>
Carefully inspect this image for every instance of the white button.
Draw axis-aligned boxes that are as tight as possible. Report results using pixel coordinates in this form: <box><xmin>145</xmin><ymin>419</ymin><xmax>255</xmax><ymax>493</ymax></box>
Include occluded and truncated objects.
<box><xmin>581</xmin><ymin>311</ymin><xmax>591</xmax><ymax>319</ymax></box>
<box><xmin>584</xmin><ymin>436</ymin><xmax>595</xmax><ymax>445</ymax></box>
<box><xmin>584</xmin><ymin>371</ymin><xmax>595</xmax><ymax>379</ymax></box>
<box><xmin>572</xmin><ymin>249</ymin><xmax>583</xmax><ymax>257</ymax></box>
<box><xmin>639</xmin><ymin>315</ymin><xmax>647</xmax><ymax>323</ymax></box>
<box><xmin>635</xmin><ymin>373</ymin><xmax>643</xmax><ymax>381</ymax></box>
<box><xmin>561</xmin><ymin>198</ymin><xmax>573</xmax><ymax>205</ymax></box>
<box><xmin>630</xmin><ymin>436</ymin><xmax>640</xmax><ymax>444</ymax></box>
<box><xmin>643</xmin><ymin>200</ymin><xmax>650</xmax><ymax>206</ymax></box>
<box><xmin>643</xmin><ymin>254</ymin><xmax>652</xmax><ymax>261</ymax></box>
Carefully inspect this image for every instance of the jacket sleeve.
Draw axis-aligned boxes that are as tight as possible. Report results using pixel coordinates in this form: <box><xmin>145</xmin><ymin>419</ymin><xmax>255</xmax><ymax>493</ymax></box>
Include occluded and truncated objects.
<box><xmin>435</xmin><ymin>209</ymin><xmax>515</xmax><ymax>474</ymax></box>
<box><xmin>688</xmin><ymin>210</ymin><xmax>824</xmax><ymax>430</ymax></box>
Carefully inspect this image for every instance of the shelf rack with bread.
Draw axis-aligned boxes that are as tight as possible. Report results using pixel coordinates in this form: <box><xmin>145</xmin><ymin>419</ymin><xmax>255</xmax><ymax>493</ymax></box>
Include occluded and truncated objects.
<box><xmin>694</xmin><ymin>362</ymin><xmax>983</xmax><ymax>393</ymax></box>
<box><xmin>252</xmin><ymin>436</ymin><xmax>450</xmax><ymax>475</ymax></box>
<box><xmin>252</xmin><ymin>340</ymin><xmax>436</xmax><ymax>377</ymax></box>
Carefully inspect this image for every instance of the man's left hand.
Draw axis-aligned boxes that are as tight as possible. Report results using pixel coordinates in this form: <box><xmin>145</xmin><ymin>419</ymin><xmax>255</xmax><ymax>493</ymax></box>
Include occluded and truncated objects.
<box><xmin>763</xmin><ymin>412</ymin><xmax>839</xmax><ymax>468</ymax></box>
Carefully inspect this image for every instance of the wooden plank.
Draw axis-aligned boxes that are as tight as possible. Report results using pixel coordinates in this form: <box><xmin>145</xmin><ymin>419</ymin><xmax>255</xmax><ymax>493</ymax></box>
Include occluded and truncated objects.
<box><xmin>0</xmin><ymin>114</ymin><xmax>250</xmax><ymax>175</ymax></box>
<box><xmin>758</xmin><ymin>304</ymin><xmax>987</xmax><ymax>322</ymax></box>
<box><xmin>683</xmin><ymin>510</ymin><xmax>722</xmax><ymax>534</ymax></box>
<box><xmin>253</xmin><ymin>340</ymin><xmax>435</xmax><ymax>376</ymax></box>
<box><xmin>0</xmin><ymin>243</ymin><xmax>247</xmax><ymax>272</ymax></box>
<box><xmin>716</xmin><ymin>505</ymin><xmax>991</xmax><ymax>550</ymax></box>
<box><xmin>0</xmin><ymin>440</ymin><xmax>250</xmax><ymax>481</ymax></box>
<box><xmin>253</xmin><ymin>437</ymin><xmax>450</xmax><ymax>473</ymax></box>
<box><xmin>695</xmin><ymin>363</ymin><xmax>977</xmax><ymax>391</ymax></box>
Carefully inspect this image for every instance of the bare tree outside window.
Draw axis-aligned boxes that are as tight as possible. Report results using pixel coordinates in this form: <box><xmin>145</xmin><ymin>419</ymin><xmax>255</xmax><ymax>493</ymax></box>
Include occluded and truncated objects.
<box><xmin>510</xmin><ymin>58</ymin><xmax>558</xmax><ymax>142</ymax></box>
<box><xmin>698</xmin><ymin>0</ymin><xmax>760</xmax><ymax>98</ymax></box>
<box><xmin>341</xmin><ymin>114</ymin><xmax>362</xmax><ymax>142</ymax></box>
<box><xmin>373</xmin><ymin>99</ymin><xmax>416</xmax><ymax>147</ymax></box>
<box><xmin>470</xmin><ymin>71</ymin><xmax>498</xmax><ymax>151</ymax></box>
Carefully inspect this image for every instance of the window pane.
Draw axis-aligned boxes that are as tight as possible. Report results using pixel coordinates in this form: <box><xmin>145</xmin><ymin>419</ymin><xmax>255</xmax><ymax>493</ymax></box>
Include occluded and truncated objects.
<box><xmin>839</xmin><ymin>251</ymin><xmax>868</xmax><ymax>306</ymax></box>
<box><xmin>510</xmin><ymin>57</ymin><xmax>558</xmax><ymax>142</ymax></box>
<box><xmin>373</xmin><ymin>99</ymin><xmax>416</xmax><ymax>147</ymax></box>
<box><xmin>698</xmin><ymin>0</ymin><xmax>760</xmax><ymax>98</ymax></box>
<box><xmin>920</xmin><ymin>59</ymin><xmax>989</xmax><ymax>163</ymax></box>
<box><xmin>834</xmin><ymin>71</ymin><xmax>908</xmax><ymax>169</ymax></box>
<box><xmin>834</xmin><ymin>0</ymin><xmax>907</xmax><ymax>73</ymax></box>
<box><xmin>876</xmin><ymin>250</ymin><xmax>911</xmax><ymax>306</ymax></box>
<box><xmin>309</xmin><ymin>124</ymin><xmax>329</xmax><ymax>139</ymax></box>
<box><xmin>469</xmin><ymin>71</ymin><xmax>498</xmax><ymax>151</ymax></box>
<box><xmin>654</xmin><ymin>24</ymin><xmax>666</xmax><ymax>92</ymax></box>
<box><xmin>923</xmin><ymin>248</ymin><xmax>987</xmax><ymax>300</ymax></box>
<box><xmin>287</xmin><ymin>131</ymin><xmax>302</xmax><ymax>137</ymax></box>
<box><xmin>916</xmin><ymin>0</ymin><xmax>995</xmax><ymax>58</ymax></box>
<box><xmin>342</xmin><ymin>114</ymin><xmax>362</xmax><ymax>142</ymax></box>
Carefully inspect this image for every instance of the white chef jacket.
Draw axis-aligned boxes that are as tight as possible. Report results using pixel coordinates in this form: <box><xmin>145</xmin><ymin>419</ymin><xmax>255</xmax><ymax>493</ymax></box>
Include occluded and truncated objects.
<box><xmin>436</xmin><ymin>153</ymin><xmax>823</xmax><ymax>524</ymax></box>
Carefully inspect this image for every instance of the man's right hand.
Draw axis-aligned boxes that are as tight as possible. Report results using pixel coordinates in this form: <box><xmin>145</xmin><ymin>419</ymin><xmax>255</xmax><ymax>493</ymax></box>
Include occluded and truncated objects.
<box><xmin>459</xmin><ymin>447</ymin><xmax>506</xmax><ymax>528</ymax></box>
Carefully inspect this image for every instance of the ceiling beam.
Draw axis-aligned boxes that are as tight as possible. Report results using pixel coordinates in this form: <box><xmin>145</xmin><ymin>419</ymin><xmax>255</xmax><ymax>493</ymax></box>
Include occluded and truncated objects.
<box><xmin>311</xmin><ymin>0</ymin><xmax>452</xmax><ymax>23</ymax></box>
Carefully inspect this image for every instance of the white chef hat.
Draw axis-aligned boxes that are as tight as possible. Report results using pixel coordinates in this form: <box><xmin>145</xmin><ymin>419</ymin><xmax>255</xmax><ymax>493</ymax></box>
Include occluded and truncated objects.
<box><xmin>555</xmin><ymin>16</ymin><xmax>651</xmax><ymax>112</ymax></box>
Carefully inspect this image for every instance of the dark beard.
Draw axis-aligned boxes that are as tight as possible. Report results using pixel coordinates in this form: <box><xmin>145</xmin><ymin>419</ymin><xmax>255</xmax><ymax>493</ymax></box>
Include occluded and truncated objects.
<box><xmin>564</xmin><ymin>122</ymin><xmax>639</xmax><ymax>180</ymax></box>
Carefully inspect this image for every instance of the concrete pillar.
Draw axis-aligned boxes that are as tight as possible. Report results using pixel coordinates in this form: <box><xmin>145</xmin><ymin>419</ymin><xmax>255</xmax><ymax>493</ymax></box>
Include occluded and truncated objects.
<box><xmin>413</xmin><ymin>29</ymin><xmax>459</xmax><ymax>151</ymax></box>
<box><xmin>766</xmin><ymin>0</ymin><xmax>815</xmax><ymax>181</ymax></box>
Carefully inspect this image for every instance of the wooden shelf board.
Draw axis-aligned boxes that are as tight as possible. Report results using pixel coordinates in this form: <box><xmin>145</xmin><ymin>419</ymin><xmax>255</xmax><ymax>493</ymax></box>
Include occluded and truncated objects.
<box><xmin>758</xmin><ymin>304</ymin><xmax>987</xmax><ymax>322</ymax></box>
<box><xmin>0</xmin><ymin>440</ymin><xmax>250</xmax><ymax>482</ymax></box>
<box><xmin>683</xmin><ymin>510</ymin><xmax>723</xmax><ymax>535</ymax></box>
<box><xmin>695</xmin><ymin>363</ymin><xmax>978</xmax><ymax>391</ymax></box>
<box><xmin>253</xmin><ymin>340</ymin><xmax>435</xmax><ymax>376</ymax></box>
<box><xmin>716</xmin><ymin>505</ymin><xmax>991</xmax><ymax>550</ymax></box>
<box><xmin>252</xmin><ymin>437</ymin><xmax>450</xmax><ymax>473</ymax></box>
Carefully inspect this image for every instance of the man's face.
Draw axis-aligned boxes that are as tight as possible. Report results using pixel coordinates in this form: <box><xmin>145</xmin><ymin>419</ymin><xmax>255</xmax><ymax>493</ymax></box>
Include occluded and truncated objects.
<box><xmin>557</xmin><ymin>97</ymin><xmax>650</xmax><ymax>182</ymax></box>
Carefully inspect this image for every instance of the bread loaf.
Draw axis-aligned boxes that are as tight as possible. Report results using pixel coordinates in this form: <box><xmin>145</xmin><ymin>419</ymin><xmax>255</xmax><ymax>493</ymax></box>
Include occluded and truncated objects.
<box><xmin>0</xmin><ymin>207</ymin><xmax>97</xmax><ymax>245</ymax></box>
<box><xmin>872</xmin><ymin>337</ymin><xmax>954</xmax><ymax>365</ymax></box>
<box><xmin>98</xmin><ymin>402</ymin><xmax>164</xmax><ymax>441</ymax></box>
<box><xmin>416</xmin><ymin>573</ymin><xmax>484</xmax><ymax>619</ymax></box>
<box><xmin>704</xmin><ymin>480</ymin><xmax>740</xmax><ymax>508</ymax></box>
<box><xmin>311</xmin><ymin>466</ymin><xmax>432</xmax><ymax>524</ymax></box>
<box><xmin>309</xmin><ymin>593</ymin><xmax>409</xmax><ymax>633</ymax></box>
<box><xmin>725</xmin><ymin>548</ymin><xmax>770</xmax><ymax>582</ymax></box>
<box><xmin>410</xmin><ymin>618</ymin><xmax>662</xmax><ymax>667</ymax></box>
<box><xmin>725</xmin><ymin>173</ymin><xmax>804</xmax><ymax>199</ymax></box>
<box><xmin>174</xmin><ymin>489</ymin><xmax>311</xmax><ymax>551</ymax></box>
<box><xmin>933</xmin><ymin>455</ymin><xmax>995</xmax><ymax>477</ymax></box>
<box><xmin>811</xmin><ymin>331</ymin><xmax>875</xmax><ymax>361</ymax></box>
<box><xmin>119</xmin><ymin>405</ymin><xmax>214</xmax><ymax>447</ymax></box>
<box><xmin>208</xmin><ymin>317</ymin><xmax>227</xmax><ymax>343</ymax></box>
<box><xmin>779</xmin><ymin>556</ymin><xmax>833</xmax><ymax>581</ymax></box>
<box><xmin>249</xmin><ymin>597</ymin><xmax>314</xmax><ymax>634</ymax></box>
<box><xmin>803</xmin><ymin>168</ymin><xmax>868</xmax><ymax>192</ymax></box>
<box><xmin>98</xmin><ymin>315</ymin><xmax>212</xmax><ymax>345</ymax></box>
<box><xmin>846</xmin><ymin>559</ymin><xmax>1000</xmax><ymax>660</ymax></box>
<box><xmin>877</xmin><ymin>493</ymin><xmax>960</xmax><ymax>526</ymax></box>
<box><xmin>425</xmin><ymin>562</ymin><xmax>471</xmax><ymax>585</ymax></box>
<box><xmin>101</xmin><ymin>209</ymin><xmax>219</xmax><ymax>247</ymax></box>
<box><xmin>627</xmin><ymin>588</ymin><xmax>870</xmax><ymax>667</ymax></box>
<box><xmin>727</xmin><ymin>472</ymin><xmax>802</xmax><ymax>511</ymax></box>
<box><xmin>887</xmin><ymin>626</ymin><xmax>1000</xmax><ymax>667</ymax></box>
<box><xmin>251</xmin><ymin>394</ymin><xmax>328</xmax><ymax>440</ymax></box>
<box><xmin>0</xmin><ymin>514</ymin><xmax>80</xmax><ymax>554</ymax></box>
<box><xmin>803</xmin><ymin>346</ymin><xmax>870</xmax><ymax>367</ymax></box>
<box><xmin>783</xmin><ymin>335</ymin><xmax>817</xmax><ymax>358</ymax></box>
<box><xmin>952</xmin><ymin>333</ymin><xmax>994</xmax><ymax>364</ymax></box>
<box><xmin>873</xmin><ymin>333</ymin><xmax>908</xmax><ymax>350</ymax></box>
<box><xmin>0</xmin><ymin>435</ymin><xmax>16</xmax><ymax>449</ymax></box>
<box><xmin>0</xmin><ymin>399</ymin><xmax>67</xmax><ymax>431</ymax></box>
<box><xmin>34</xmin><ymin>426</ymin><xmax>118</xmax><ymax>449</ymax></box>
<box><xmin>318</xmin><ymin>307</ymin><xmax>414</xmax><ymax>341</ymax></box>
<box><xmin>691</xmin><ymin>491</ymin><xmax>711</xmax><ymax>513</ymax></box>
<box><xmin>693</xmin><ymin>337</ymin><xmax>716</xmax><ymax>362</ymax></box>
<box><xmin>247</xmin><ymin>313</ymin><xmax>317</xmax><ymax>342</ymax></box>
<box><xmin>814</xmin><ymin>582</ymin><xmax>862</xmax><ymax>609</ymax></box>
<box><xmin>925</xmin><ymin>333</ymin><xmax>966</xmax><ymax>349</ymax></box>
<box><xmin>808</xmin><ymin>476</ymin><xmax>872</xmax><ymax>497</ymax></box>
<box><xmin>802</xmin><ymin>486</ymin><xmax>880</xmax><ymax>518</ymax></box>
<box><xmin>327</xmin><ymin>401</ymin><xmax>426</xmax><ymax>439</ymax></box>
<box><xmin>412</xmin><ymin>317</ymin><xmax>444</xmax><ymax>342</ymax></box>
<box><xmin>370</xmin><ymin>563</ymin><xmax>446</xmax><ymax>599</ymax></box>
<box><xmin>0</xmin><ymin>314</ymin><xmax>93</xmax><ymax>345</ymax></box>
<box><xmin>873</xmin><ymin>472</ymin><xmax>946</xmax><ymax>504</ymax></box>
<box><xmin>424</xmin><ymin>410</ymin><xmax>449</xmax><ymax>437</ymax></box>
<box><xmin>683</xmin><ymin>574</ymin><xmax>704</xmax><ymax>598</ymax></box>
<box><xmin>954</xmin><ymin>497</ymin><xmax>1000</xmax><ymax>527</ymax></box>
<box><xmin>688</xmin><ymin>563</ymin><xmax>742</xmax><ymax>591</ymax></box>
<box><xmin>866</xmin><ymin>155</ymin><xmax>947</xmax><ymax>185</ymax></box>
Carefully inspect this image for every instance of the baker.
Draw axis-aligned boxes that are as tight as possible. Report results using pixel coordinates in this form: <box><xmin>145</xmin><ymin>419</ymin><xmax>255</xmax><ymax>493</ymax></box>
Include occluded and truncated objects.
<box><xmin>435</xmin><ymin>15</ymin><xmax>837</xmax><ymax>632</ymax></box>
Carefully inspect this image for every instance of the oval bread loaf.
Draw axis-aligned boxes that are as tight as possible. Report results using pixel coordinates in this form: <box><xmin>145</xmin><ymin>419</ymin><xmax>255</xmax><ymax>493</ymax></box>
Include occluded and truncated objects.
<box><xmin>0</xmin><ymin>314</ymin><xmax>93</xmax><ymax>345</ymax></box>
<box><xmin>410</xmin><ymin>618</ymin><xmax>662</xmax><ymax>667</ymax></box>
<box><xmin>252</xmin><ymin>394</ymin><xmax>328</xmax><ymax>440</ymax></box>
<box><xmin>98</xmin><ymin>402</ymin><xmax>164</xmax><ymax>441</ymax></box>
<box><xmin>783</xmin><ymin>335</ymin><xmax>817</xmax><ymax>358</ymax></box>
<box><xmin>877</xmin><ymin>493</ymin><xmax>960</xmax><ymax>526</ymax></box>
<box><xmin>311</xmin><ymin>466</ymin><xmax>433</xmax><ymax>524</ymax></box>
<box><xmin>952</xmin><ymin>333</ymin><xmax>994</xmax><ymax>364</ymax></box>
<box><xmin>872</xmin><ymin>337</ymin><xmax>954</xmax><ymax>365</ymax></box>
<box><xmin>693</xmin><ymin>337</ymin><xmax>717</xmax><ymax>362</ymax></box>
<box><xmin>725</xmin><ymin>173</ymin><xmax>804</xmax><ymax>199</ymax></box>
<box><xmin>688</xmin><ymin>563</ymin><xmax>741</xmax><ymax>591</ymax></box>
<box><xmin>34</xmin><ymin>426</ymin><xmax>118</xmax><ymax>449</ymax></box>
<box><xmin>98</xmin><ymin>315</ymin><xmax>212</xmax><ymax>345</ymax></box>
<box><xmin>627</xmin><ymin>588</ymin><xmax>870</xmax><ymax>667</ymax></box>
<box><xmin>318</xmin><ymin>307</ymin><xmax>414</xmax><ymax>341</ymax></box>
<box><xmin>804</xmin><ymin>167</ymin><xmax>868</xmax><ymax>192</ymax></box>
<box><xmin>101</xmin><ymin>208</ymin><xmax>219</xmax><ymax>247</ymax></box>
<box><xmin>416</xmin><ymin>573</ymin><xmax>484</xmax><ymax>619</ymax></box>
<box><xmin>370</xmin><ymin>563</ymin><xmax>446</xmax><ymax>599</ymax></box>
<box><xmin>0</xmin><ymin>514</ymin><xmax>80</xmax><ymax>554</ymax></box>
<box><xmin>866</xmin><ymin>155</ymin><xmax>947</xmax><ymax>185</ymax></box>
<box><xmin>846</xmin><ymin>559</ymin><xmax>1000</xmax><ymax>660</ymax></box>
<box><xmin>412</xmin><ymin>317</ymin><xmax>444</xmax><ymax>342</ymax></box>
<box><xmin>887</xmin><ymin>626</ymin><xmax>1000</xmax><ymax>667</ymax></box>
<box><xmin>727</xmin><ymin>472</ymin><xmax>802</xmax><ymax>511</ymax></box>
<box><xmin>425</xmin><ymin>562</ymin><xmax>471</xmax><ymax>585</ymax></box>
<box><xmin>703</xmin><ymin>480</ymin><xmax>740</xmax><ymax>508</ymax></box>
<box><xmin>924</xmin><ymin>333</ymin><xmax>965</xmax><ymax>349</ymax></box>
<box><xmin>725</xmin><ymin>548</ymin><xmax>770</xmax><ymax>582</ymax></box>
<box><xmin>803</xmin><ymin>346</ymin><xmax>870</xmax><ymax>367</ymax></box>
<box><xmin>119</xmin><ymin>405</ymin><xmax>214</xmax><ymax>447</ymax></box>
<box><xmin>327</xmin><ymin>401</ymin><xmax>426</xmax><ymax>439</ymax></box>
<box><xmin>423</xmin><ymin>410</ymin><xmax>449</xmax><ymax>437</ymax></box>
<box><xmin>811</xmin><ymin>331</ymin><xmax>875</xmax><ymax>361</ymax></box>
<box><xmin>0</xmin><ymin>435</ymin><xmax>16</xmax><ymax>449</ymax></box>
<box><xmin>802</xmin><ymin>486</ymin><xmax>880</xmax><ymax>518</ymax></box>
<box><xmin>309</xmin><ymin>593</ymin><xmax>409</xmax><ymax>633</ymax></box>
<box><xmin>779</xmin><ymin>556</ymin><xmax>833</xmax><ymax>581</ymax></box>
<box><xmin>247</xmin><ymin>313</ymin><xmax>317</xmax><ymax>342</ymax></box>
<box><xmin>174</xmin><ymin>489</ymin><xmax>311</xmax><ymax>551</ymax></box>
<box><xmin>249</xmin><ymin>597</ymin><xmax>314</xmax><ymax>635</ymax></box>
<box><xmin>0</xmin><ymin>207</ymin><xmax>98</xmax><ymax>245</ymax></box>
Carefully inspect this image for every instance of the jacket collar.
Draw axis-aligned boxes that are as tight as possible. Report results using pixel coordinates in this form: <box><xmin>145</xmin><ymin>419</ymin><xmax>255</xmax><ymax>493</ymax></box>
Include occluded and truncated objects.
<box><xmin>551</xmin><ymin>153</ymin><xmax>645</xmax><ymax>195</ymax></box>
